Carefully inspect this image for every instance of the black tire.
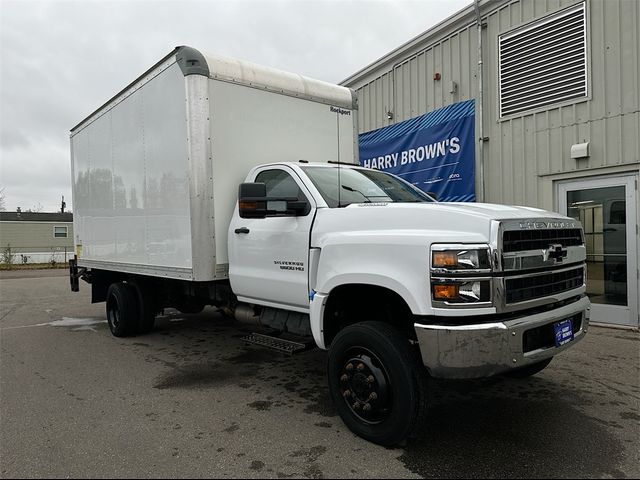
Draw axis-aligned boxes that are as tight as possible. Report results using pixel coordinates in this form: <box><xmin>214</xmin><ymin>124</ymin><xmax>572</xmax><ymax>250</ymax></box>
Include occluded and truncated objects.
<box><xmin>504</xmin><ymin>357</ymin><xmax>553</xmax><ymax>379</ymax></box>
<box><xmin>130</xmin><ymin>282</ymin><xmax>157</xmax><ymax>334</ymax></box>
<box><xmin>106</xmin><ymin>282</ymin><xmax>139</xmax><ymax>337</ymax></box>
<box><xmin>327</xmin><ymin>321</ymin><xmax>428</xmax><ymax>446</ymax></box>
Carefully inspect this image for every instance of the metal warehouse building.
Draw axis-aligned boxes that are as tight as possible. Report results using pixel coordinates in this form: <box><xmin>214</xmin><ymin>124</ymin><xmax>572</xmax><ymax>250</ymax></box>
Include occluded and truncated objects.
<box><xmin>342</xmin><ymin>0</ymin><xmax>639</xmax><ymax>327</ymax></box>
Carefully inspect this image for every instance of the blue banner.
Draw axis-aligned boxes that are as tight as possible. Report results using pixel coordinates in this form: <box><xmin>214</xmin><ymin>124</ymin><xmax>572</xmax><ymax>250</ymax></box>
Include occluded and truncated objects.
<box><xmin>359</xmin><ymin>100</ymin><xmax>475</xmax><ymax>202</ymax></box>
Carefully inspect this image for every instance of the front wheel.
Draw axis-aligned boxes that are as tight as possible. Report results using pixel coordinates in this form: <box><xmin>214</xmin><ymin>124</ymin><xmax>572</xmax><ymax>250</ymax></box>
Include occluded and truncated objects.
<box><xmin>327</xmin><ymin>321</ymin><xmax>428</xmax><ymax>446</ymax></box>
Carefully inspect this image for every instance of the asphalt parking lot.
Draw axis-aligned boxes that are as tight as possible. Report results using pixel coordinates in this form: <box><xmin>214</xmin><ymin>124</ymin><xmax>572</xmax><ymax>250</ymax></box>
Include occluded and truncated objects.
<box><xmin>1</xmin><ymin>270</ymin><xmax>639</xmax><ymax>479</ymax></box>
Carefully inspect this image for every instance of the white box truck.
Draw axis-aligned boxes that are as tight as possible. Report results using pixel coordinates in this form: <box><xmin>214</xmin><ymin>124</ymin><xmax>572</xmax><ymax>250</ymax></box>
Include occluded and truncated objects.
<box><xmin>70</xmin><ymin>46</ymin><xmax>590</xmax><ymax>446</ymax></box>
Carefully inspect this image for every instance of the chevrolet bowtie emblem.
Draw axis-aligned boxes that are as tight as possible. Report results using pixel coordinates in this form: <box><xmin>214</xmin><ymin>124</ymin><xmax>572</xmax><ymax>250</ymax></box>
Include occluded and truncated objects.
<box><xmin>545</xmin><ymin>244</ymin><xmax>568</xmax><ymax>262</ymax></box>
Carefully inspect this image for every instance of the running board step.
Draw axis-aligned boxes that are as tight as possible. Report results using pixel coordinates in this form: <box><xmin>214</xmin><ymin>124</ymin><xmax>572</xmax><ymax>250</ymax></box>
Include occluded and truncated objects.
<box><xmin>242</xmin><ymin>333</ymin><xmax>309</xmax><ymax>355</ymax></box>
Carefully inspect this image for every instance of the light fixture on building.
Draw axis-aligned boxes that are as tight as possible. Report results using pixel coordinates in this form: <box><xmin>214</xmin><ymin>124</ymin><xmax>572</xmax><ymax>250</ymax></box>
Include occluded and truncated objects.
<box><xmin>386</xmin><ymin>110</ymin><xmax>394</xmax><ymax>120</ymax></box>
<box><xmin>571</xmin><ymin>142</ymin><xmax>589</xmax><ymax>159</ymax></box>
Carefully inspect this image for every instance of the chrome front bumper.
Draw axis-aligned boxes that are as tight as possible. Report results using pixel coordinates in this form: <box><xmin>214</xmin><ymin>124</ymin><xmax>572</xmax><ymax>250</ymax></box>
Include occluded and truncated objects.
<box><xmin>414</xmin><ymin>296</ymin><xmax>590</xmax><ymax>379</ymax></box>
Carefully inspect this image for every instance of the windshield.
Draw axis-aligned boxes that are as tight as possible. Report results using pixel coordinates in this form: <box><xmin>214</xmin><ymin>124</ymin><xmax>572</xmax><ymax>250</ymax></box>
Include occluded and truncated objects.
<box><xmin>301</xmin><ymin>166</ymin><xmax>435</xmax><ymax>208</ymax></box>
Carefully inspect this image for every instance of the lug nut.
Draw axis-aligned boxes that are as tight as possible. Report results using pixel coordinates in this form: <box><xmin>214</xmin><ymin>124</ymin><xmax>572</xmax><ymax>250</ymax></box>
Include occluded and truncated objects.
<box><xmin>363</xmin><ymin>403</ymin><xmax>372</xmax><ymax>412</ymax></box>
<box><xmin>367</xmin><ymin>375</ymin><xmax>375</xmax><ymax>384</ymax></box>
<box><xmin>340</xmin><ymin>374</ymin><xmax>349</xmax><ymax>383</ymax></box>
<box><xmin>352</xmin><ymin>402</ymin><xmax>360</xmax><ymax>410</ymax></box>
<box><xmin>343</xmin><ymin>390</ymin><xmax>351</xmax><ymax>398</ymax></box>
<box><xmin>357</xmin><ymin>363</ymin><xmax>365</xmax><ymax>372</ymax></box>
<box><xmin>345</xmin><ymin>363</ymin><xmax>354</xmax><ymax>371</ymax></box>
<box><xmin>369</xmin><ymin>392</ymin><xmax>378</xmax><ymax>401</ymax></box>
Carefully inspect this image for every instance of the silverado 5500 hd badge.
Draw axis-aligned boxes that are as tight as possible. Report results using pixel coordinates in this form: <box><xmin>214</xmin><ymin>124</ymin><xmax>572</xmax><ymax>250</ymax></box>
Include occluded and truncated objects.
<box><xmin>274</xmin><ymin>260</ymin><xmax>305</xmax><ymax>272</ymax></box>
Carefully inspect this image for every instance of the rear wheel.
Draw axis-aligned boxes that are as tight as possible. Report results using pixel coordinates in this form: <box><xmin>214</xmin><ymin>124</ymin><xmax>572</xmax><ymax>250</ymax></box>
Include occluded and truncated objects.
<box><xmin>504</xmin><ymin>357</ymin><xmax>553</xmax><ymax>378</ymax></box>
<box><xmin>106</xmin><ymin>283</ymin><xmax>139</xmax><ymax>337</ymax></box>
<box><xmin>327</xmin><ymin>321</ymin><xmax>428</xmax><ymax>446</ymax></box>
<box><xmin>131</xmin><ymin>282</ymin><xmax>157</xmax><ymax>334</ymax></box>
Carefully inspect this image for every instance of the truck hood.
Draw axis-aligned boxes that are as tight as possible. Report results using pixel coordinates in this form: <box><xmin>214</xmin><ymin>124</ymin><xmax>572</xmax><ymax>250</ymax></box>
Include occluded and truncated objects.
<box><xmin>312</xmin><ymin>202</ymin><xmax>574</xmax><ymax>247</ymax></box>
<box><xmin>427</xmin><ymin>202</ymin><xmax>569</xmax><ymax>220</ymax></box>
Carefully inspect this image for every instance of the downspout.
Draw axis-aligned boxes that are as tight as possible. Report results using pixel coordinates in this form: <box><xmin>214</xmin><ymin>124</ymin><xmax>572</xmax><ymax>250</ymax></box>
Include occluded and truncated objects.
<box><xmin>475</xmin><ymin>0</ymin><xmax>485</xmax><ymax>202</ymax></box>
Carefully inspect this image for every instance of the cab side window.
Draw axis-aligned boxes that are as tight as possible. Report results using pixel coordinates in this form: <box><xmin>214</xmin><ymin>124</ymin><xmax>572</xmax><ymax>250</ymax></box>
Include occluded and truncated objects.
<box><xmin>255</xmin><ymin>169</ymin><xmax>310</xmax><ymax>217</ymax></box>
<box><xmin>255</xmin><ymin>169</ymin><xmax>300</xmax><ymax>197</ymax></box>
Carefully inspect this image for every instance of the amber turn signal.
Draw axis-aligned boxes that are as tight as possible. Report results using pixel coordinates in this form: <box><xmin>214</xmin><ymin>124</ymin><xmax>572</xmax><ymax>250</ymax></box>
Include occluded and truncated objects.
<box><xmin>239</xmin><ymin>201</ymin><xmax>258</xmax><ymax>210</ymax></box>
<box><xmin>432</xmin><ymin>251</ymin><xmax>457</xmax><ymax>267</ymax></box>
<box><xmin>433</xmin><ymin>284</ymin><xmax>459</xmax><ymax>300</ymax></box>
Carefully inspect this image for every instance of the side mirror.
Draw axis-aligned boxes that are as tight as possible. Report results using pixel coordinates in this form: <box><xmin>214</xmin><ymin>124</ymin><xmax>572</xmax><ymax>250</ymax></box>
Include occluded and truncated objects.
<box><xmin>239</xmin><ymin>182</ymin><xmax>267</xmax><ymax>218</ymax></box>
<box><xmin>426</xmin><ymin>191</ymin><xmax>439</xmax><ymax>202</ymax></box>
<box><xmin>238</xmin><ymin>182</ymin><xmax>311</xmax><ymax>217</ymax></box>
<box><xmin>287</xmin><ymin>199</ymin><xmax>310</xmax><ymax>216</ymax></box>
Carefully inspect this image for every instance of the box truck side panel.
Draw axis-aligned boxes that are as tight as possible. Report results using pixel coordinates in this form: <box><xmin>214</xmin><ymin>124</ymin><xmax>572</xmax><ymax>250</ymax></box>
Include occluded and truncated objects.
<box><xmin>72</xmin><ymin>62</ymin><xmax>194</xmax><ymax>279</ymax></box>
<box><xmin>208</xmin><ymin>79</ymin><xmax>356</xmax><ymax>269</ymax></box>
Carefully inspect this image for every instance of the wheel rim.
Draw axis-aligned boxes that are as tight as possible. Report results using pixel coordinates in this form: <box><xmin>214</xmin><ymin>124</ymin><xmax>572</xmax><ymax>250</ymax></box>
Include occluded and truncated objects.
<box><xmin>107</xmin><ymin>298</ymin><xmax>120</xmax><ymax>330</ymax></box>
<box><xmin>338</xmin><ymin>347</ymin><xmax>392</xmax><ymax>424</ymax></box>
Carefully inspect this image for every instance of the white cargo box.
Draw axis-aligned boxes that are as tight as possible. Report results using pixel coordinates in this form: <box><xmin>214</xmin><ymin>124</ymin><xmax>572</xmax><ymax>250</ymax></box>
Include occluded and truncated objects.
<box><xmin>70</xmin><ymin>46</ymin><xmax>358</xmax><ymax>281</ymax></box>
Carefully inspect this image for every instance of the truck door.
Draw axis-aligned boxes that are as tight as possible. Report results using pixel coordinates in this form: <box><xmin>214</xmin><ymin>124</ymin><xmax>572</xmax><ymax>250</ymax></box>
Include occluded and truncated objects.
<box><xmin>228</xmin><ymin>166</ymin><xmax>316</xmax><ymax>311</ymax></box>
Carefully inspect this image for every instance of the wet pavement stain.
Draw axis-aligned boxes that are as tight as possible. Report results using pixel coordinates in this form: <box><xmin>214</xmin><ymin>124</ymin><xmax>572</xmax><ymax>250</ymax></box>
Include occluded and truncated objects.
<box><xmin>620</xmin><ymin>411</ymin><xmax>640</xmax><ymax>421</ymax></box>
<box><xmin>313</xmin><ymin>422</ymin><xmax>332</xmax><ymax>428</ymax></box>
<box><xmin>290</xmin><ymin>445</ymin><xmax>327</xmax><ymax>463</ymax></box>
<box><xmin>302</xmin><ymin>389</ymin><xmax>336</xmax><ymax>418</ymax></box>
<box><xmin>223</xmin><ymin>423</ymin><xmax>239</xmax><ymax>434</ymax></box>
<box><xmin>153</xmin><ymin>362</ymin><xmax>243</xmax><ymax>390</ymax></box>
<box><xmin>248</xmin><ymin>400</ymin><xmax>272</xmax><ymax>411</ymax></box>
<box><xmin>288</xmin><ymin>446</ymin><xmax>327</xmax><ymax>479</ymax></box>
<box><xmin>224</xmin><ymin>349</ymin><xmax>284</xmax><ymax>365</ymax></box>
<box><xmin>399</xmin><ymin>378</ymin><xmax>628</xmax><ymax>478</ymax></box>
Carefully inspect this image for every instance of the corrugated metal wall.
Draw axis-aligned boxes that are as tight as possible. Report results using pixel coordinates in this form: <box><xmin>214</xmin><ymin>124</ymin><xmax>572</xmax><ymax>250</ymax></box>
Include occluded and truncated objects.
<box><xmin>348</xmin><ymin>0</ymin><xmax>640</xmax><ymax>211</ymax></box>
<box><xmin>357</xmin><ymin>21</ymin><xmax>478</xmax><ymax>133</ymax></box>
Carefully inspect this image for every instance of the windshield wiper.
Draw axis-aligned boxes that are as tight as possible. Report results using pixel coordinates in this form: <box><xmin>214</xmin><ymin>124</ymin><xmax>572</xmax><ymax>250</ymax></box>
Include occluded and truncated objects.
<box><xmin>341</xmin><ymin>184</ymin><xmax>372</xmax><ymax>202</ymax></box>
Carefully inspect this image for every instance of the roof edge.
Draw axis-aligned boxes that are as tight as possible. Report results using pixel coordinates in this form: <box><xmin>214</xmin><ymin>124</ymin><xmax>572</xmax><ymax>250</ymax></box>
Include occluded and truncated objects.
<box><xmin>340</xmin><ymin>0</ymin><xmax>495</xmax><ymax>87</ymax></box>
<box><xmin>70</xmin><ymin>47</ymin><xmax>181</xmax><ymax>133</ymax></box>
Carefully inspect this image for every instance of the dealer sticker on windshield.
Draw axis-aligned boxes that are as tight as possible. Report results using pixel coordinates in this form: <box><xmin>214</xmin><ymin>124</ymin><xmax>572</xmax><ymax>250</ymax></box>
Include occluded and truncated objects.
<box><xmin>554</xmin><ymin>318</ymin><xmax>574</xmax><ymax>347</ymax></box>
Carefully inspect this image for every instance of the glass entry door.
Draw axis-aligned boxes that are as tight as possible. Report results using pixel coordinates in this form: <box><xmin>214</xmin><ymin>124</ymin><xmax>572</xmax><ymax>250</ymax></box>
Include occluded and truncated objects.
<box><xmin>558</xmin><ymin>175</ymin><xmax>638</xmax><ymax>327</ymax></box>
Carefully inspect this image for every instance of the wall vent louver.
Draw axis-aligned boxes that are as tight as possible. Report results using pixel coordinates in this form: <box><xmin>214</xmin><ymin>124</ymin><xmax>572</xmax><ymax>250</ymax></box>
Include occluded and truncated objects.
<box><xmin>499</xmin><ymin>2</ymin><xmax>588</xmax><ymax>117</ymax></box>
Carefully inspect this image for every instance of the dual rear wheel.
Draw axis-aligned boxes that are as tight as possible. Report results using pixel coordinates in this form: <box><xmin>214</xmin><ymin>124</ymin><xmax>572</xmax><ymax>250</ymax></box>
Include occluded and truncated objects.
<box><xmin>105</xmin><ymin>282</ymin><xmax>156</xmax><ymax>337</ymax></box>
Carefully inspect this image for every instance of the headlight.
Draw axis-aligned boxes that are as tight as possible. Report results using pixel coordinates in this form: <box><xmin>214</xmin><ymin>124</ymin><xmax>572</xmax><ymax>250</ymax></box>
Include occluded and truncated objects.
<box><xmin>431</xmin><ymin>246</ymin><xmax>491</xmax><ymax>272</ymax></box>
<box><xmin>430</xmin><ymin>244</ymin><xmax>492</xmax><ymax>306</ymax></box>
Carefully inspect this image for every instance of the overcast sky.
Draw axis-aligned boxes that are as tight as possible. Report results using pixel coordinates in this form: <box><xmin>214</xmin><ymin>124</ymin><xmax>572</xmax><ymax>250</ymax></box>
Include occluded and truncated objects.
<box><xmin>0</xmin><ymin>0</ymin><xmax>468</xmax><ymax>212</ymax></box>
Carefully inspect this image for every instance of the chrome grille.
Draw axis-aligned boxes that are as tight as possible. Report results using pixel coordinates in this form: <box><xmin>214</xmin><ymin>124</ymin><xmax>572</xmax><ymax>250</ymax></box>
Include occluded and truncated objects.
<box><xmin>502</xmin><ymin>228</ymin><xmax>583</xmax><ymax>253</ymax></box>
<box><xmin>505</xmin><ymin>267</ymin><xmax>584</xmax><ymax>304</ymax></box>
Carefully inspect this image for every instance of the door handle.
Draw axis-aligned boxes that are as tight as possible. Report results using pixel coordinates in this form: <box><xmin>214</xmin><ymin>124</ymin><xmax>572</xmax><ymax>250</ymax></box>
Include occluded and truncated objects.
<box><xmin>235</xmin><ymin>227</ymin><xmax>250</xmax><ymax>234</ymax></box>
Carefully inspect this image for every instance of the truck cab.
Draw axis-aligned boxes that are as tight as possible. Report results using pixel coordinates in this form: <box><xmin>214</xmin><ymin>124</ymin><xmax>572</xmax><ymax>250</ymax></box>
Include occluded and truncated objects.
<box><xmin>225</xmin><ymin>161</ymin><xmax>589</xmax><ymax>443</ymax></box>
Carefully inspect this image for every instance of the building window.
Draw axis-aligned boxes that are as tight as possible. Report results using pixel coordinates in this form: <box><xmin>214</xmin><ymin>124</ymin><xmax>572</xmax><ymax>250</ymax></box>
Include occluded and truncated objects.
<box><xmin>499</xmin><ymin>2</ymin><xmax>587</xmax><ymax>117</ymax></box>
<box><xmin>54</xmin><ymin>226</ymin><xmax>68</xmax><ymax>238</ymax></box>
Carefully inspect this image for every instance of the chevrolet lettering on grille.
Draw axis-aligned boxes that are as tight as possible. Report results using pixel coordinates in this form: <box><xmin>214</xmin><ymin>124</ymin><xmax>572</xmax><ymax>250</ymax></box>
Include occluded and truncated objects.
<box><xmin>519</xmin><ymin>221</ymin><xmax>576</xmax><ymax>229</ymax></box>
